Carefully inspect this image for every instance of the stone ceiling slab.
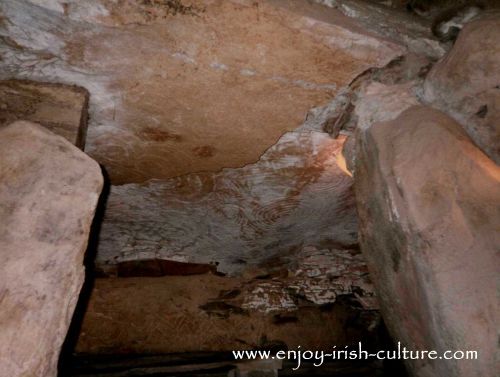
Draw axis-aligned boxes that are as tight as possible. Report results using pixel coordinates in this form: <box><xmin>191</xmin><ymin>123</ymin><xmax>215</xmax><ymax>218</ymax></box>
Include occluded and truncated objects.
<box><xmin>0</xmin><ymin>0</ymin><xmax>404</xmax><ymax>183</ymax></box>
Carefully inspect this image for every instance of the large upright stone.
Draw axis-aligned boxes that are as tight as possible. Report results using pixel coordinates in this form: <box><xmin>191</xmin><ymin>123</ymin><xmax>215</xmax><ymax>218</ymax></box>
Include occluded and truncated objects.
<box><xmin>423</xmin><ymin>14</ymin><xmax>500</xmax><ymax>164</ymax></box>
<box><xmin>0</xmin><ymin>121</ymin><xmax>103</xmax><ymax>376</ymax></box>
<box><xmin>355</xmin><ymin>106</ymin><xmax>499</xmax><ymax>377</ymax></box>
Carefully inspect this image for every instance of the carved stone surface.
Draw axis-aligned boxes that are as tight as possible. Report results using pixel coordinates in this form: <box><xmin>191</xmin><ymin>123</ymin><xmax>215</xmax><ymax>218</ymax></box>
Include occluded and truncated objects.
<box><xmin>0</xmin><ymin>121</ymin><xmax>103</xmax><ymax>377</ymax></box>
<box><xmin>96</xmin><ymin>129</ymin><xmax>358</xmax><ymax>276</ymax></box>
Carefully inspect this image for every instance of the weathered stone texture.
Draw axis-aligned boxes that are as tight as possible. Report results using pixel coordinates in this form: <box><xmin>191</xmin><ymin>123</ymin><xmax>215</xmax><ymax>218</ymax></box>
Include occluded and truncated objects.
<box><xmin>96</xmin><ymin>130</ymin><xmax>358</xmax><ymax>276</ymax></box>
<box><xmin>0</xmin><ymin>80</ymin><xmax>89</xmax><ymax>149</ymax></box>
<box><xmin>424</xmin><ymin>14</ymin><xmax>500</xmax><ymax>163</ymax></box>
<box><xmin>0</xmin><ymin>0</ymin><xmax>405</xmax><ymax>184</ymax></box>
<box><xmin>317</xmin><ymin>0</ymin><xmax>445</xmax><ymax>58</ymax></box>
<box><xmin>0</xmin><ymin>121</ymin><xmax>103</xmax><ymax>377</ymax></box>
<box><xmin>355</xmin><ymin>106</ymin><xmax>499</xmax><ymax>377</ymax></box>
<box><xmin>341</xmin><ymin>80</ymin><xmax>421</xmax><ymax>175</ymax></box>
<box><xmin>75</xmin><ymin>272</ymin><xmax>376</xmax><ymax>355</ymax></box>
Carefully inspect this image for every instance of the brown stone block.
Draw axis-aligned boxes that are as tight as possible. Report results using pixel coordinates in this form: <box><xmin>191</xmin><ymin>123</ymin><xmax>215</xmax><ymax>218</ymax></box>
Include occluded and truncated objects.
<box><xmin>0</xmin><ymin>79</ymin><xmax>89</xmax><ymax>149</ymax></box>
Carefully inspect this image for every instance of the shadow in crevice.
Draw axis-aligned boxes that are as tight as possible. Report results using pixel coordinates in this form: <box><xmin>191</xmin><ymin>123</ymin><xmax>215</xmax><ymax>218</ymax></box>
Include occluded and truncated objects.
<box><xmin>58</xmin><ymin>165</ymin><xmax>111</xmax><ymax>377</ymax></box>
<box><xmin>376</xmin><ymin>320</ymin><xmax>410</xmax><ymax>377</ymax></box>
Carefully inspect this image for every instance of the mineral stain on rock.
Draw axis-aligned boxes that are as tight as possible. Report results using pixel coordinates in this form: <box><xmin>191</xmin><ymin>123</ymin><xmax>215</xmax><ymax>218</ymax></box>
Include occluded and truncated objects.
<box><xmin>192</xmin><ymin>145</ymin><xmax>216</xmax><ymax>158</ymax></box>
<box><xmin>136</xmin><ymin>126</ymin><xmax>183</xmax><ymax>142</ymax></box>
<box><xmin>140</xmin><ymin>0</ymin><xmax>204</xmax><ymax>17</ymax></box>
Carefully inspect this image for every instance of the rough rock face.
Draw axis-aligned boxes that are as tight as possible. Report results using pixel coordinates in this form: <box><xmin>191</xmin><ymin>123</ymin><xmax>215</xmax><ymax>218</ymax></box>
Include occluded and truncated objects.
<box><xmin>93</xmin><ymin>121</ymin><xmax>380</xmax><ymax>313</ymax></box>
<box><xmin>0</xmin><ymin>0</ymin><xmax>428</xmax><ymax>359</ymax></box>
<box><xmin>0</xmin><ymin>122</ymin><xmax>103</xmax><ymax>377</ymax></box>
<box><xmin>96</xmin><ymin>130</ymin><xmax>357</xmax><ymax>276</ymax></box>
<box><xmin>355</xmin><ymin>106</ymin><xmax>499</xmax><ymax>377</ymax></box>
<box><xmin>317</xmin><ymin>0</ymin><xmax>445</xmax><ymax>58</ymax></box>
<box><xmin>353</xmin><ymin>81</ymin><xmax>420</xmax><ymax>130</ymax></box>
<box><xmin>244</xmin><ymin>245</ymin><xmax>377</xmax><ymax>311</ymax></box>
<box><xmin>0</xmin><ymin>0</ymin><xmax>406</xmax><ymax>184</ymax></box>
<box><xmin>423</xmin><ymin>13</ymin><xmax>500</xmax><ymax>164</ymax></box>
<box><xmin>341</xmin><ymin>79</ymin><xmax>421</xmax><ymax>174</ymax></box>
<box><xmin>75</xmin><ymin>272</ymin><xmax>376</xmax><ymax>354</ymax></box>
<box><xmin>0</xmin><ymin>79</ymin><xmax>89</xmax><ymax>148</ymax></box>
